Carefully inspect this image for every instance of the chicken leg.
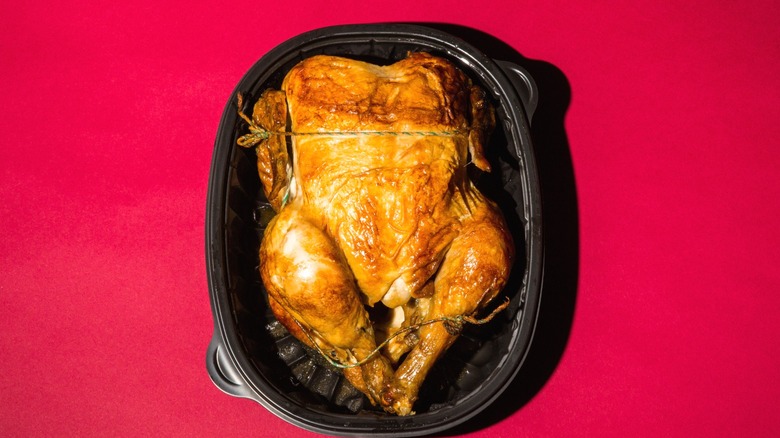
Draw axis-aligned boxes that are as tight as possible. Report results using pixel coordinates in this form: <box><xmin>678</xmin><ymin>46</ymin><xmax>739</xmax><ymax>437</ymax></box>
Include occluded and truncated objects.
<box><xmin>382</xmin><ymin>202</ymin><xmax>514</xmax><ymax>415</ymax></box>
<box><xmin>259</xmin><ymin>207</ymin><xmax>396</xmax><ymax>409</ymax></box>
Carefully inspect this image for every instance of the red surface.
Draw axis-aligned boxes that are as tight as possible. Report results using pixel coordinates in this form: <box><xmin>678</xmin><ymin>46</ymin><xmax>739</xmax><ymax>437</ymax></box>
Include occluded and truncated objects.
<box><xmin>2</xmin><ymin>1</ymin><xmax>779</xmax><ymax>437</ymax></box>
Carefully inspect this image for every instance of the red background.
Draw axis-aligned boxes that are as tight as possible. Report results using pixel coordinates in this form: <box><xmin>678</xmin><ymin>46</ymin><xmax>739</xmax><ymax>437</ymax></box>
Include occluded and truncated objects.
<box><xmin>2</xmin><ymin>1</ymin><xmax>778</xmax><ymax>437</ymax></box>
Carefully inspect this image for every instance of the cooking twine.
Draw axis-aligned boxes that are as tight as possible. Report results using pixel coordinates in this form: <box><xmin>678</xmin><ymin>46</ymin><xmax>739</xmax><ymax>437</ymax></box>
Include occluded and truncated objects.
<box><xmin>235</xmin><ymin>92</ymin><xmax>505</xmax><ymax>368</ymax></box>
<box><xmin>294</xmin><ymin>298</ymin><xmax>510</xmax><ymax>370</ymax></box>
<box><xmin>235</xmin><ymin>93</ymin><xmax>467</xmax><ymax>147</ymax></box>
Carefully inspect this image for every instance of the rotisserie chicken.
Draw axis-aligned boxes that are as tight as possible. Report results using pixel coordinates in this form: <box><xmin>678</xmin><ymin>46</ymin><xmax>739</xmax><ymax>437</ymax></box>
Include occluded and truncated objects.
<box><xmin>238</xmin><ymin>52</ymin><xmax>514</xmax><ymax>415</ymax></box>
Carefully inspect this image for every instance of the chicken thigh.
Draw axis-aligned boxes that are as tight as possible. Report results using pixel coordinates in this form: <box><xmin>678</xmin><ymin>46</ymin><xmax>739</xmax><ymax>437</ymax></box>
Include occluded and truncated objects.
<box><xmin>240</xmin><ymin>53</ymin><xmax>514</xmax><ymax>415</ymax></box>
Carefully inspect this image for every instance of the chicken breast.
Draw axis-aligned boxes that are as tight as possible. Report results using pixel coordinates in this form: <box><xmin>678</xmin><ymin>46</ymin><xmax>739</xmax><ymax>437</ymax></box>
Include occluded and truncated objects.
<box><xmin>240</xmin><ymin>52</ymin><xmax>514</xmax><ymax>415</ymax></box>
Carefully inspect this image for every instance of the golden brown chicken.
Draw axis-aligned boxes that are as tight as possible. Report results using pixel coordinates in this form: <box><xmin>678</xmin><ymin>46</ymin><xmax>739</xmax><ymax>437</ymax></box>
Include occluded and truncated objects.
<box><xmin>239</xmin><ymin>52</ymin><xmax>514</xmax><ymax>415</ymax></box>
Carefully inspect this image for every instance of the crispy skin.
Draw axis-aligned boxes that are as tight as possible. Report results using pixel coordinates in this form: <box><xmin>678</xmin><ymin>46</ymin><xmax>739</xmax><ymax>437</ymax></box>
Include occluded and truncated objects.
<box><xmin>250</xmin><ymin>53</ymin><xmax>513</xmax><ymax>415</ymax></box>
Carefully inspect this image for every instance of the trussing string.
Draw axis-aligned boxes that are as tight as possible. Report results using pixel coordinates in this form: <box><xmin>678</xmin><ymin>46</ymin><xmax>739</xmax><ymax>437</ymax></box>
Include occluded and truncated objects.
<box><xmin>235</xmin><ymin>93</ymin><xmax>467</xmax><ymax>148</ymax></box>
<box><xmin>295</xmin><ymin>298</ymin><xmax>511</xmax><ymax>370</ymax></box>
<box><xmin>235</xmin><ymin>92</ymin><xmax>503</xmax><ymax>367</ymax></box>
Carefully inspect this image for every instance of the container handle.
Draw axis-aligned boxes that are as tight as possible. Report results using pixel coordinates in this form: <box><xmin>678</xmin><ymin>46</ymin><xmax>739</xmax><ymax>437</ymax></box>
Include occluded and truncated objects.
<box><xmin>206</xmin><ymin>333</ymin><xmax>253</xmax><ymax>399</ymax></box>
<box><xmin>496</xmin><ymin>60</ymin><xmax>539</xmax><ymax>124</ymax></box>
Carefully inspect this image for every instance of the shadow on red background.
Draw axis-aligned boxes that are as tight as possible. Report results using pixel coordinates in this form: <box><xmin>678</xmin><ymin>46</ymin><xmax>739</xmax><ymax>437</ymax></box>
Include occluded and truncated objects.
<box><xmin>419</xmin><ymin>24</ymin><xmax>579</xmax><ymax>435</ymax></box>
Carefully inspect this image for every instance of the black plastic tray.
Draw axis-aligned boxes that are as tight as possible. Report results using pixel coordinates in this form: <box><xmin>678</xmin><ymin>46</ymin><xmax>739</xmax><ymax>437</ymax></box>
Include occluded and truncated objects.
<box><xmin>205</xmin><ymin>23</ymin><xmax>543</xmax><ymax>437</ymax></box>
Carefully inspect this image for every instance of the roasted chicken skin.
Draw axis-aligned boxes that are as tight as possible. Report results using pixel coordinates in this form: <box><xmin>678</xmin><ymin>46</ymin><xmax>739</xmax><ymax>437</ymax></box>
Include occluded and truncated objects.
<box><xmin>241</xmin><ymin>52</ymin><xmax>514</xmax><ymax>415</ymax></box>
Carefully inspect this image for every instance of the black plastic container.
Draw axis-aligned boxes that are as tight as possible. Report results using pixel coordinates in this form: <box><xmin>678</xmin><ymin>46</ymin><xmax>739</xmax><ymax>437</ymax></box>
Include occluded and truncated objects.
<box><xmin>206</xmin><ymin>24</ymin><xmax>543</xmax><ymax>437</ymax></box>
